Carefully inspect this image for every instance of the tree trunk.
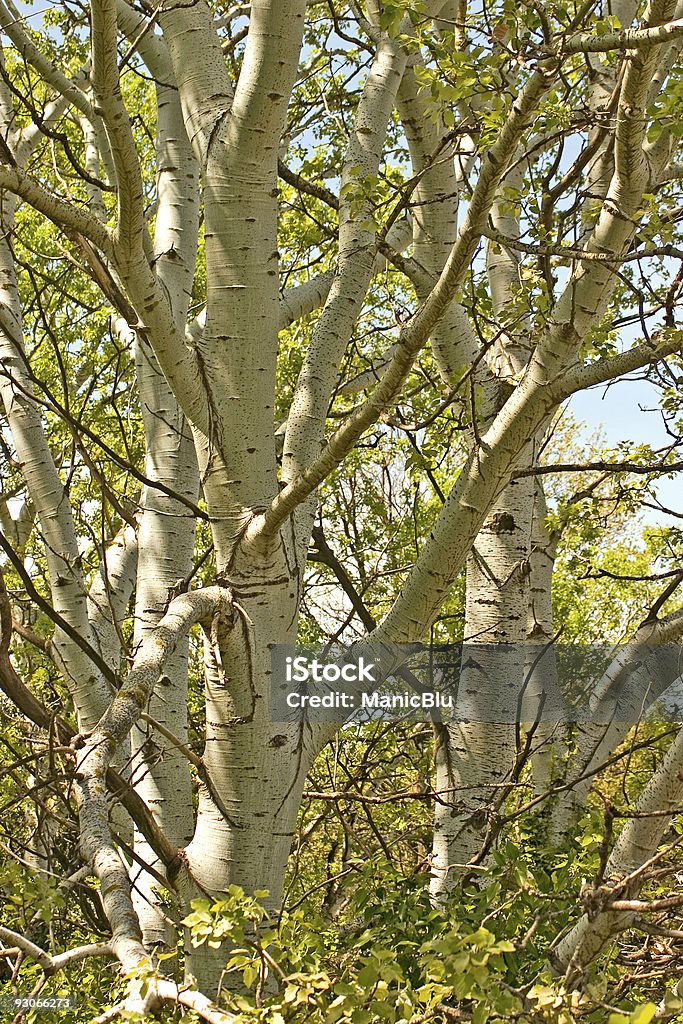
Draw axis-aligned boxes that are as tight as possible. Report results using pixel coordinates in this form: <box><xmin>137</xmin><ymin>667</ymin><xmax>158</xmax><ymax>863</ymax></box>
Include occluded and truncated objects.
<box><xmin>430</xmin><ymin>470</ymin><xmax>535</xmax><ymax>897</ymax></box>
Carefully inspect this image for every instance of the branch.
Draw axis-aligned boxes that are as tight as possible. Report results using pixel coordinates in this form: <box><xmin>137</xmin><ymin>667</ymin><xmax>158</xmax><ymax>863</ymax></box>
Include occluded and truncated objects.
<box><xmin>0</xmin><ymin>342</ymin><xmax>209</xmax><ymax>519</ymax></box>
<box><xmin>0</xmin><ymin>925</ymin><xmax>112</xmax><ymax>975</ymax></box>
<box><xmin>0</xmin><ymin>164</ymin><xmax>112</xmax><ymax>253</ymax></box>
<box><xmin>277</xmin><ymin>216</ymin><xmax>414</xmax><ymax>330</ymax></box>
<box><xmin>90</xmin><ymin>0</ymin><xmax>146</xmax><ymax>252</ymax></box>
<box><xmin>278</xmin><ymin>158</ymin><xmax>338</xmax><ymax>209</ymax></box>
<box><xmin>14</xmin><ymin>93</ymin><xmax>71</xmax><ymax>168</ymax></box>
<box><xmin>0</xmin><ymin>567</ymin><xmax>179</xmax><ymax>868</ymax></box>
<box><xmin>115</xmin><ymin>0</ymin><xmax>174</xmax><ymax>86</ymax></box>
<box><xmin>282</xmin><ymin>28</ymin><xmax>414</xmax><ymax>480</ymax></box>
<box><xmin>309</xmin><ymin>523</ymin><xmax>376</xmax><ymax>631</ymax></box>
<box><xmin>223</xmin><ymin>0</ymin><xmax>307</xmax><ymax>166</ymax></box>
<box><xmin>528</xmin><ymin>4</ymin><xmax>676</xmax><ymax>388</ymax></box>
<box><xmin>75</xmin><ymin>588</ymin><xmax>235</xmax><ymax>970</ymax></box>
<box><xmin>553</xmin><ymin>330</ymin><xmax>683</xmax><ymax>397</ymax></box>
<box><xmin>156</xmin><ymin>0</ymin><xmax>233</xmax><ymax>166</ymax></box>
<box><xmin>613</xmin><ymin>1</ymin><xmax>673</xmax><ymax>193</ymax></box>
<box><xmin>561</xmin><ymin>15</ymin><xmax>683</xmax><ymax>53</ymax></box>
<box><xmin>515</xmin><ymin>457</ymin><xmax>683</xmax><ymax>477</ymax></box>
<box><xmin>95</xmin><ymin>981</ymin><xmax>236</xmax><ymax>1024</ymax></box>
<box><xmin>484</xmin><ymin>227</ymin><xmax>683</xmax><ymax>264</ymax></box>
<box><xmin>279</xmin><ymin>271</ymin><xmax>335</xmax><ymax>329</ymax></box>
<box><xmin>0</xmin><ymin>1</ymin><xmax>94</xmax><ymax>119</ymax></box>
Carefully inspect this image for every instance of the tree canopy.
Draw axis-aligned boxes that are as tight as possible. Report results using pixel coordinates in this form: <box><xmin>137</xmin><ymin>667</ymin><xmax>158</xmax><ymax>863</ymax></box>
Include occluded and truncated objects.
<box><xmin>1</xmin><ymin>1</ymin><xmax>683</xmax><ymax>1021</ymax></box>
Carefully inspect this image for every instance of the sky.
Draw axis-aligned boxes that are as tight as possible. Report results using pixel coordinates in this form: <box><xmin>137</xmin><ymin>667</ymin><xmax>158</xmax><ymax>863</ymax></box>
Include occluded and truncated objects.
<box><xmin>569</xmin><ymin>377</ymin><xmax>681</xmax><ymax>526</ymax></box>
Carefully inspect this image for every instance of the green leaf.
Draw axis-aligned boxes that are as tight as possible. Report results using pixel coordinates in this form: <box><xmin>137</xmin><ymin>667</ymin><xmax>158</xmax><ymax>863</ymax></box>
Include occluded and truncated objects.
<box><xmin>630</xmin><ymin>1004</ymin><xmax>657</xmax><ymax>1024</ymax></box>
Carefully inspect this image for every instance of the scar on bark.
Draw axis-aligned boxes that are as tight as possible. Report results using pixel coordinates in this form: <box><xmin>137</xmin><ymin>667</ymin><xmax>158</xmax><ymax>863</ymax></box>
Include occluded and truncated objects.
<box><xmin>487</xmin><ymin>512</ymin><xmax>516</xmax><ymax>533</ymax></box>
<box><xmin>433</xmin><ymin>721</ymin><xmax>457</xmax><ymax>791</ymax></box>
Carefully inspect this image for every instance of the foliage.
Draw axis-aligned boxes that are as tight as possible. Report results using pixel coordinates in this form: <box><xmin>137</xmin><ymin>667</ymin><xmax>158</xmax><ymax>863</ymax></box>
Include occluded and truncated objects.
<box><xmin>2</xmin><ymin>0</ymin><xmax>683</xmax><ymax>1021</ymax></box>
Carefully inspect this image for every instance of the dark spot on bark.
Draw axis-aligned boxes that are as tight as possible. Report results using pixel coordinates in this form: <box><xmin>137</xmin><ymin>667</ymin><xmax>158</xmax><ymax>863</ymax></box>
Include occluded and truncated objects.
<box><xmin>167</xmin><ymin>847</ymin><xmax>189</xmax><ymax>884</ymax></box>
<box><xmin>268</xmin><ymin>734</ymin><xmax>287</xmax><ymax>748</ymax></box>
<box><xmin>142</xmin><ymin>737</ymin><xmax>159</xmax><ymax>760</ymax></box>
<box><xmin>488</xmin><ymin>512</ymin><xmax>516</xmax><ymax>533</ymax></box>
<box><xmin>469</xmin><ymin>808</ymin><xmax>488</xmax><ymax>829</ymax></box>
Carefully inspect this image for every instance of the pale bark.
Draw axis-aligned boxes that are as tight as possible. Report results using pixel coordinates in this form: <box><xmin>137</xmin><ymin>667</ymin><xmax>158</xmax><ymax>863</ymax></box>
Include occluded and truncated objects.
<box><xmin>430</xmin><ymin>163</ymin><xmax>538</xmax><ymax>892</ymax></box>
<box><xmin>3</xmin><ymin>0</ymin><xmax>683</xmax><ymax>1006</ymax></box>
<box><xmin>0</xmin><ymin>495</ymin><xmax>33</xmax><ymax>552</ymax></box>
<box><xmin>156</xmin><ymin>0</ymin><xmax>233</xmax><ymax>167</ymax></box>
<box><xmin>75</xmin><ymin>588</ymin><xmax>235</xmax><ymax>1015</ymax></box>
<box><xmin>162</xmin><ymin>2</ymin><xmax>312</xmax><ymax>992</ymax></box>
<box><xmin>87</xmin><ymin>523</ymin><xmax>138</xmax><ymax>673</ymax></box>
<box><xmin>0</xmin><ymin>58</ymin><xmax>111</xmax><ymax>732</ymax></box>
<box><xmin>189</xmin><ymin>1</ymin><xmax>307</xmax><ymax>551</ymax></box>
<box><xmin>396</xmin><ymin>64</ymin><xmax>478</xmax><ymax>389</ymax></box>
<box><xmin>430</xmin><ymin>470</ymin><xmax>535</xmax><ymax>895</ymax></box>
<box><xmin>282</xmin><ymin>28</ymin><xmax>412</xmax><ymax>561</ymax></box>
<box><xmin>564</xmin><ymin>12</ymin><xmax>683</xmax><ymax>52</ymax></box>
<box><xmin>279</xmin><ymin>5</ymin><xmax>450</xmax><ymax>562</ymax></box>
<box><xmin>113</xmin><ymin>14</ymin><xmax>202</xmax><ymax>944</ymax></box>
<box><xmin>0</xmin><ymin>162</ymin><xmax>112</xmax><ymax>252</ymax></box>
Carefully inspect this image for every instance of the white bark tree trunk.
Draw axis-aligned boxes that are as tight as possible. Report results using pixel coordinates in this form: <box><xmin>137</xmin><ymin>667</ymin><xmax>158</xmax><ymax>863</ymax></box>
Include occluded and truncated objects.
<box><xmin>430</xmin><ymin>469</ymin><xmax>535</xmax><ymax>895</ymax></box>
<box><xmin>156</xmin><ymin>1</ymin><xmax>312</xmax><ymax>991</ymax></box>
<box><xmin>0</xmin><ymin>55</ymin><xmax>110</xmax><ymax>733</ymax></box>
<box><xmin>429</xmin><ymin>156</ymin><xmax>538</xmax><ymax>895</ymax></box>
<box><xmin>122</xmin><ymin>43</ymin><xmax>201</xmax><ymax>944</ymax></box>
